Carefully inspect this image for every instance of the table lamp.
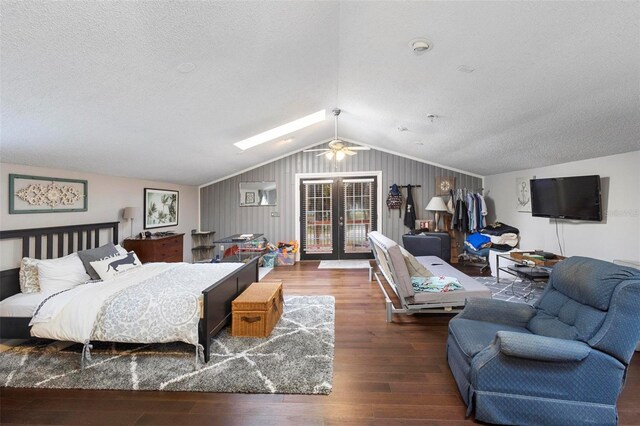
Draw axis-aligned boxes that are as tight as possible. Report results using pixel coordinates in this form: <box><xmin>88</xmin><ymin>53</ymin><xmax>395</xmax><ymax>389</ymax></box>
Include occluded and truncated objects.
<box><xmin>425</xmin><ymin>197</ymin><xmax>448</xmax><ymax>232</ymax></box>
<box><xmin>122</xmin><ymin>207</ymin><xmax>138</xmax><ymax>238</ymax></box>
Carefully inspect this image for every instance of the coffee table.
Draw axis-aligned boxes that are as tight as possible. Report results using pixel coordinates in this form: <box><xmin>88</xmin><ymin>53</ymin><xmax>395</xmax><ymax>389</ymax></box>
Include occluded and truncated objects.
<box><xmin>496</xmin><ymin>253</ymin><xmax>552</xmax><ymax>300</ymax></box>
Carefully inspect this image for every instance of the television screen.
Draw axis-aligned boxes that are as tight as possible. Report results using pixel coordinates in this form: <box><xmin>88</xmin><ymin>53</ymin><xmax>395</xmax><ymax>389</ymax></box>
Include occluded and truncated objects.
<box><xmin>530</xmin><ymin>175</ymin><xmax>602</xmax><ymax>221</ymax></box>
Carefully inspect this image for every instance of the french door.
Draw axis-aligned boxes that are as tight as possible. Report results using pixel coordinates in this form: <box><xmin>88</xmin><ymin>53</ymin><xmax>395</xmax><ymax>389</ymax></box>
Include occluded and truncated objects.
<box><xmin>300</xmin><ymin>177</ymin><xmax>377</xmax><ymax>260</ymax></box>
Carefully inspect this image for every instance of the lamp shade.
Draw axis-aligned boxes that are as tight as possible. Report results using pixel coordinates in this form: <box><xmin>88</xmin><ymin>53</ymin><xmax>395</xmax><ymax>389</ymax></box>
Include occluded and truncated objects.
<box><xmin>122</xmin><ymin>207</ymin><xmax>138</xmax><ymax>220</ymax></box>
<box><xmin>425</xmin><ymin>196</ymin><xmax>448</xmax><ymax>212</ymax></box>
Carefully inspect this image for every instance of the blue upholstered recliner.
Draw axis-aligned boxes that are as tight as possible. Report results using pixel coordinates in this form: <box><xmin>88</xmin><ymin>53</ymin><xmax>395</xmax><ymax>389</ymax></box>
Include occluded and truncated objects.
<box><xmin>447</xmin><ymin>256</ymin><xmax>640</xmax><ymax>425</ymax></box>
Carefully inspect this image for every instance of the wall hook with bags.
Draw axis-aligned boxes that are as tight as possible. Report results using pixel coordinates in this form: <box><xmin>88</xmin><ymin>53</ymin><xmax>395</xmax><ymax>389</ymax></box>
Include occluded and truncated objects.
<box><xmin>386</xmin><ymin>184</ymin><xmax>403</xmax><ymax>217</ymax></box>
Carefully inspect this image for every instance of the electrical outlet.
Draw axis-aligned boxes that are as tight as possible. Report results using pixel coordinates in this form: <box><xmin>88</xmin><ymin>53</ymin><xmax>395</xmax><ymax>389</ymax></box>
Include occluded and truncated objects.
<box><xmin>271</xmin><ymin>212</ymin><xmax>280</xmax><ymax>217</ymax></box>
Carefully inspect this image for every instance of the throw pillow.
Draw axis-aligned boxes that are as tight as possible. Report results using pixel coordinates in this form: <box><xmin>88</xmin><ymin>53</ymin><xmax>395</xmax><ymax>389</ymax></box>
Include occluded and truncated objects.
<box><xmin>19</xmin><ymin>257</ymin><xmax>40</xmax><ymax>293</ymax></box>
<box><xmin>37</xmin><ymin>253</ymin><xmax>90</xmax><ymax>294</ymax></box>
<box><xmin>90</xmin><ymin>251</ymin><xmax>141</xmax><ymax>281</ymax></box>
<box><xmin>77</xmin><ymin>243</ymin><xmax>120</xmax><ymax>280</ymax></box>
<box><xmin>399</xmin><ymin>246</ymin><xmax>434</xmax><ymax>278</ymax></box>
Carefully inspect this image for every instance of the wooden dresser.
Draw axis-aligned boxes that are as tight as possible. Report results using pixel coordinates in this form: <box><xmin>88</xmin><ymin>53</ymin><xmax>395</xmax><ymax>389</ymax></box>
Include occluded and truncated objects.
<box><xmin>443</xmin><ymin>215</ymin><xmax>459</xmax><ymax>264</ymax></box>
<box><xmin>123</xmin><ymin>233</ymin><xmax>184</xmax><ymax>263</ymax></box>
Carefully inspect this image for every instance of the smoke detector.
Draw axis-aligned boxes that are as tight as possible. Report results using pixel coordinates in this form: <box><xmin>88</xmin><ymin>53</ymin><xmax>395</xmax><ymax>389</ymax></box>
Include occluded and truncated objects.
<box><xmin>409</xmin><ymin>38</ymin><xmax>433</xmax><ymax>55</ymax></box>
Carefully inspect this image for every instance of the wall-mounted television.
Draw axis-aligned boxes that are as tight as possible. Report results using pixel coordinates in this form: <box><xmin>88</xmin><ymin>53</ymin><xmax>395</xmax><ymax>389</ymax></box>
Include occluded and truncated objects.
<box><xmin>530</xmin><ymin>175</ymin><xmax>602</xmax><ymax>221</ymax></box>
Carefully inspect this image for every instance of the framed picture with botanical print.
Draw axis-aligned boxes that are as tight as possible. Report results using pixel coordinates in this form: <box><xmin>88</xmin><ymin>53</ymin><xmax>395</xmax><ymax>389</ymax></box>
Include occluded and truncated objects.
<box><xmin>144</xmin><ymin>188</ymin><xmax>178</xmax><ymax>229</ymax></box>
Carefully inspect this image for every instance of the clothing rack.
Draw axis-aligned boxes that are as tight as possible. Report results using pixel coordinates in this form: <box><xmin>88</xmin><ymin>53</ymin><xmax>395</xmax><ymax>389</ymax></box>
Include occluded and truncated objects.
<box><xmin>454</xmin><ymin>187</ymin><xmax>484</xmax><ymax>196</ymax></box>
<box><xmin>394</xmin><ymin>185</ymin><xmax>422</xmax><ymax>188</ymax></box>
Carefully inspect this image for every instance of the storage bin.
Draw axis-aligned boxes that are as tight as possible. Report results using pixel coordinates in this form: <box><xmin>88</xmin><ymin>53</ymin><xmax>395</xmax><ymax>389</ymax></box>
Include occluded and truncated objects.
<box><xmin>262</xmin><ymin>252</ymin><xmax>276</xmax><ymax>267</ymax></box>
<box><xmin>232</xmin><ymin>280</ymin><xmax>283</xmax><ymax>337</ymax></box>
<box><xmin>275</xmin><ymin>252</ymin><xmax>295</xmax><ymax>266</ymax></box>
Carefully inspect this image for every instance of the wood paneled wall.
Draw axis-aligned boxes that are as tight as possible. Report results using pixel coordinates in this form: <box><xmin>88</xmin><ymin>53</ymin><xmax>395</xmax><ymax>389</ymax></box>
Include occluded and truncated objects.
<box><xmin>200</xmin><ymin>147</ymin><xmax>482</xmax><ymax>245</ymax></box>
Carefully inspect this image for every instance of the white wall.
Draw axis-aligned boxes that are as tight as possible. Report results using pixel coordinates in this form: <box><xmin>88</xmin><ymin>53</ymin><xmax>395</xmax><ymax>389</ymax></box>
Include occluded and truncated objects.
<box><xmin>0</xmin><ymin>163</ymin><xmax>199</xmax><ymax>268</ymax></box>
<box><xmin>484</xmin><ymin>151</ymin><xmax>640</xmax><ymax>263</ymax></box>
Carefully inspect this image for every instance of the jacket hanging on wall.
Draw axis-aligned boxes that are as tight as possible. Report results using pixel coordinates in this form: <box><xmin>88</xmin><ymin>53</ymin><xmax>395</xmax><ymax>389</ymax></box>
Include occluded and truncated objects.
<box><xmin>386</xmin><ymin>183</ymin><xmax>403</xmax><ymax>217</ymax></box>
<box><xmin>404</xmin><ymin>184</ymin><xmax>417</xmax><ymax>229</ymax></box>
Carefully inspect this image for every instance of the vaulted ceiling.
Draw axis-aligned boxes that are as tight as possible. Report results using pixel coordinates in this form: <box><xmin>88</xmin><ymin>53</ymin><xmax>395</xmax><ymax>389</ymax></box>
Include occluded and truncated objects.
<box><xmin>2</xmin><ymin>1</ymin><xmax>639</xmax><ymax>185</ymax></box>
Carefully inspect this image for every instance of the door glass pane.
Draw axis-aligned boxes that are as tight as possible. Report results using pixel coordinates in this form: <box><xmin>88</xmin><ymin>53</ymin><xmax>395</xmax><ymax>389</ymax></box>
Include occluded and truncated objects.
<box><xmin>343</xmin><ymin>181</ymin><xmax>374</xmax><ymax>253</ymax></box>
<box><xmin>303</xmin><ymin>182</ymin><xmax>333</xmax><ymax>254</ymax></box>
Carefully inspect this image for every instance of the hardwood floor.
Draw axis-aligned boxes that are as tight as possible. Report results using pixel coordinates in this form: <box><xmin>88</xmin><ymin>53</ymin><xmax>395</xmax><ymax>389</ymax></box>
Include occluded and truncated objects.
<box><xmin>2</xmin><ymin>261</ymin><xmax>639</xmax><ymax>425</ymax></box>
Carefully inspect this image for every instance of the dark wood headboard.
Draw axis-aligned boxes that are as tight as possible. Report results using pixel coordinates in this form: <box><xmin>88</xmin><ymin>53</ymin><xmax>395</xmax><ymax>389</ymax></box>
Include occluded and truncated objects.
<box><xmin>0</xmin><ymin>221</ymin><xmax>119</xmax><ymax>301</ymax></box>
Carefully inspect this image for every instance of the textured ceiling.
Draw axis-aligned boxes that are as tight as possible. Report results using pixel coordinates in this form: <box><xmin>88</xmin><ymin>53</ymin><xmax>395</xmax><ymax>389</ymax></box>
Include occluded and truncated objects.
<box><xmin>1</xmin><ymin>1</ymin><xmax>639</xmax><ymax>185</ymax></box>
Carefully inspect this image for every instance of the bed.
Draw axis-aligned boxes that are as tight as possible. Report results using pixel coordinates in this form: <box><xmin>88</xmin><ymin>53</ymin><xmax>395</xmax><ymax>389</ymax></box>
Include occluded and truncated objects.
<box><xmin>0</xmin><ymin>222</ymin><xmax>258</xmax><ymax>365</ymax></box>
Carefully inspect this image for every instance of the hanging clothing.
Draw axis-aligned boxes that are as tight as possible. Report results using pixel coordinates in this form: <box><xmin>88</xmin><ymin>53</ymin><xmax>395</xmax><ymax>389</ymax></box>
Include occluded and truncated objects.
<box><xmin>452</xmin><ymin>197</ymin><xmax>461</xmax><ymax>230</ymax></box>
<box><xmin>460</xmin><ymin>197</ymin><xmax>469</xmax><ymax>232</ymax></box>
<box><xmin>466</xmin><ymin>192</ymin><xmax>476</xmax><ymax>232</ymax></box>
<box><xmin>446</xmin><ymin>189</ymin><xmax>455</xmax><ymax>215</ymax></box>
<box><xmin>474</xmin><ymin>193</ymin><xmax>483</xmax><ymax>231</ymax></box>
<box><xmin>386</xmin><ymin>184</ymin><xmax>403</xmax><ymax>217</ymax></box>
<box><xmin>478</xmin><ymin>193</ymin><xmax>488</xmax><ymax>228</ymax></box>
<box><xmin>404</xmin><ymin>184</ymin><xmax>417</xmax><ymax>229</ymax></box>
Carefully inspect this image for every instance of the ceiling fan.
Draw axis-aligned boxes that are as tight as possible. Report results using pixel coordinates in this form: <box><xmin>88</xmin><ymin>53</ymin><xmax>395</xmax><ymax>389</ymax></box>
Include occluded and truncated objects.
<box><xmin>303</xmin><ymin>108</ymin><xmax>370</xmax><ymax>161</ymax></box>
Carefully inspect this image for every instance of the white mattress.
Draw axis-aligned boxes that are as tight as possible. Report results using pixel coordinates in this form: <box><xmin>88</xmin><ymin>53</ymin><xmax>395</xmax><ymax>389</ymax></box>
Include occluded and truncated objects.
<box><xmin>412</xmin><ymin>255</ymin><xmax>492</xmax><ymax>305</ymax></box>
<box><xmin>0</xmin><ymin>292</ymin><xmax>47</xmax><ymax>318</ymax></box>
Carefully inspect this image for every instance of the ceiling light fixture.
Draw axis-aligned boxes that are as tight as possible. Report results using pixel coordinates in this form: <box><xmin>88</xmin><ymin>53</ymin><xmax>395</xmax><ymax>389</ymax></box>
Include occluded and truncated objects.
<box><xmin>409</xmin><ymin>38</ymin><xmax>433</xmax><ymax>55</ymax></box>
<box><xmin>234</xmin><ymin>110</ymin><xmax>326</xmax><ymax>150</ymax></box>
<box><xmin>303</xmin><ymin>108</ymin><xmax>371</xmax><ymax>164</ymax></box>
<box><xmin>426</xmin><ymin>114</ymin><xmax>438</xmax><ymax>122</ymax></box>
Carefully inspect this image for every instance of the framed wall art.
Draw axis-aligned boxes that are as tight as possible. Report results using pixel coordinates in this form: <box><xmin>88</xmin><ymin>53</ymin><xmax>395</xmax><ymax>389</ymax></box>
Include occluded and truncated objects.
<box><xmin>516</xmin><ymin>177</ymin><xmax>532</xmax><ymax>212</ymax></box>
<box><xmin>9</xmin><ymin>174</ymin><xmax>88</xmax><ymax>214</ymax></box>
<box><xmin>435</xmin><ymin>176</ymin><xmax>455</xmax><ymax>196</ymax></box>
<box><xmin>144</xmin><ymin>188</ymin><xmax>178</xmax><ymax>229</ymax></box>
<box><xmin>244</xmin><ymin>191</ymin><xmax>256</xmax><ymax>205</ymax></box>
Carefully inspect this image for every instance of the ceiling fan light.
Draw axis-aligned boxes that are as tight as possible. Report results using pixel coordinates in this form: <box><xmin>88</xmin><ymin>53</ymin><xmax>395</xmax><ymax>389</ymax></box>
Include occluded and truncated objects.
<box><xmin>336</xmin><ymin>151</ymin><xmax>346</xmax><ymax>161</ymax></box>
<box><xmin>325</xmin><ymin>151</ymin><xmax>335</xmax><ymax>160</ymax></box>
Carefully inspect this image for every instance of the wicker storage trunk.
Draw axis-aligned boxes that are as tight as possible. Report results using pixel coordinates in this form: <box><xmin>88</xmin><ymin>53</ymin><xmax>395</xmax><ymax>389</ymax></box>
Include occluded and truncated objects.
<box><xmin>231</xmin><ymin>280</ymin><xmax>283</xmax><ymax>337</ymax></box>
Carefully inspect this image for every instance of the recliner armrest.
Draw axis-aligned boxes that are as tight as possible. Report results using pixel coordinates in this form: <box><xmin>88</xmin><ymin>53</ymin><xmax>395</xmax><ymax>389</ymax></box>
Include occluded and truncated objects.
<box><xmin>493</xmin><ymin>331</ymin><xmax>591</xmax><ymax>362</ymax></box>
<box><xmin>456</xmin><ymin>297</ymin><xmax>536</xmax><ymax>327</ymax></box>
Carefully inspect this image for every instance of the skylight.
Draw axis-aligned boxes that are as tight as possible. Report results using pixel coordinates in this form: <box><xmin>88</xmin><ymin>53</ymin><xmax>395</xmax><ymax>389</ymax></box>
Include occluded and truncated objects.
<box><xmin>233</xmin><ymin>110</ymin><xmax>326</xmax><ymax>150</ymax></box>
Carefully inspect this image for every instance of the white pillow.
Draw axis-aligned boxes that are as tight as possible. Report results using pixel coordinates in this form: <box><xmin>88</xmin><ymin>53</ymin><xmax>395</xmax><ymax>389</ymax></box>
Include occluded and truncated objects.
<box><xmin>90</xmin><ymin>251</ymin><xmax>141</xmax><ymax>281</ymax></box>
<box><xmin>37</xmin><ymin>253</ymin><xmax>90</xmax><ymax>294</ymax></box>
<box><xmin>115</xmin><ymin>244</ymin><xmax>128</xmax><ymax>255</ymax></box>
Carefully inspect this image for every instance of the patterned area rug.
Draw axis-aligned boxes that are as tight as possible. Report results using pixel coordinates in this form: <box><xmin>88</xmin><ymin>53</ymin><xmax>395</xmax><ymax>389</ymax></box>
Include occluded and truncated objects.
<box><xmin>475</xmin><ymin>276</ymin><xmax>545</xmax><ymax>304</ymax></box>
<box><xmin>0</xmin><ymin>296</ymin><xmax>334</xmax><ymax>394</ymax></box>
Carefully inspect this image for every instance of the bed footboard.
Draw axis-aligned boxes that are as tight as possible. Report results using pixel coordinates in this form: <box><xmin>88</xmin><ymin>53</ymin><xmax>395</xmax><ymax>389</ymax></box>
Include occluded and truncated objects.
<box><xmin>199</xmin><ymin>257</ymin><xmax>259</xmax><ymax>362</ymax></box>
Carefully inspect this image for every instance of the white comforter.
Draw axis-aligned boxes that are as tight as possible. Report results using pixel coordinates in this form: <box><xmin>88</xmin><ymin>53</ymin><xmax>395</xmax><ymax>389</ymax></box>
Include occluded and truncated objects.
<box><xmin>30</xmin><ymin>262</ymin><xmax>244</xmax><ymax>347</ymax></box>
